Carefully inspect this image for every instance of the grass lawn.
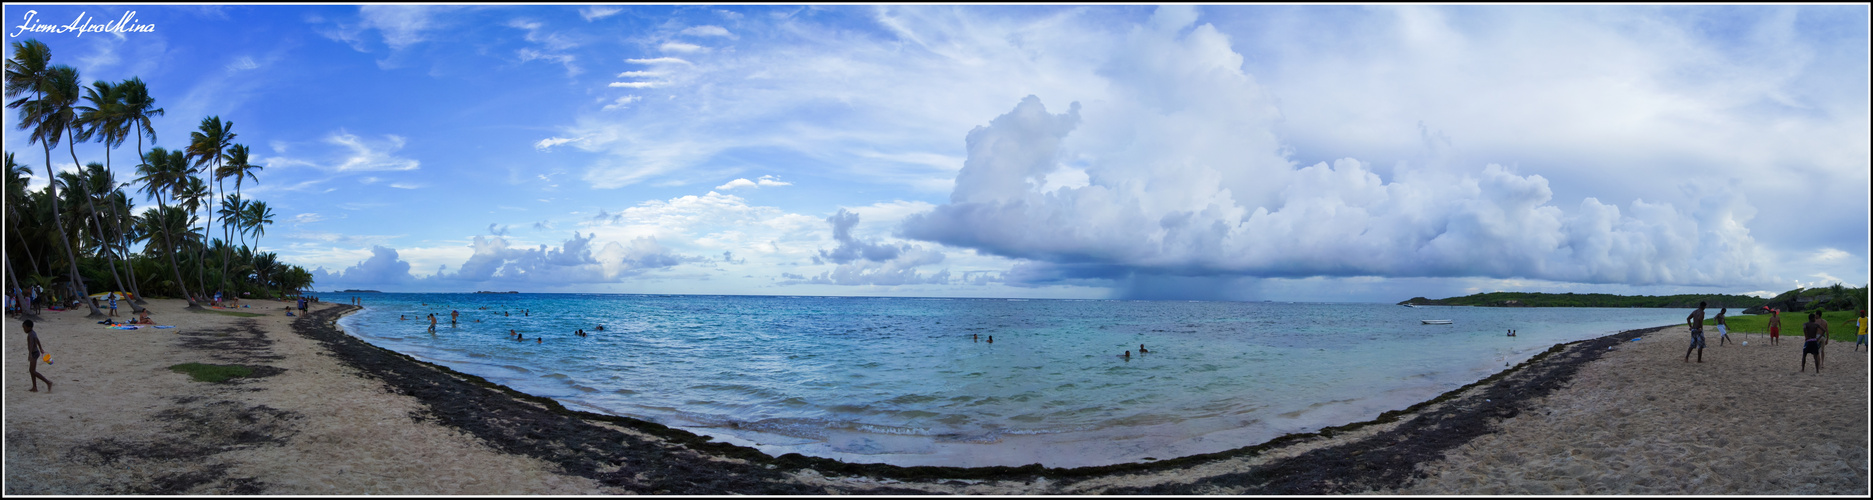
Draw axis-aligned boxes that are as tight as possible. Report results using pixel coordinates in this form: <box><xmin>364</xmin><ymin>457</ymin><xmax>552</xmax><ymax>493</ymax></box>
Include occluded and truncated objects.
<box><xmin>1726</xmin><ymin>310</ymin><xmax>1863</xmax><ymax>343</ymax></box>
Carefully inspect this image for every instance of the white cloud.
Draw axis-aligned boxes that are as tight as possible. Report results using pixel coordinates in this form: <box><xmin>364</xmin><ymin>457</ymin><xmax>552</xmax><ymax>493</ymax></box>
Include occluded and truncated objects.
<box><xmin>682</xmin><ymin>25</ymin><xmax>735</xmax><ymax>38</ymax></box>
<box><xmin>616</xmin><ymin>70</ymin><xmax>663</xmax><ymax>78</ymax></box>
<box><xmin>359</xmin><ymin>5</ymin><xmax>453</xmax><ymax>50</ymax></box>
<box><xmin>260</xmin><ymin>130</ymin><xmax>420</xmax><ymax>173</ymax></box>
<box><xmin>580</xmin><ymin>6</ymin><xmax>623</xmax><ymax>21</ymax></box>
<box><xmin>226</xmin><ymin>56</ymin><xmax>259</xmax><ymax>71</ymax></box>
<box><xmin>624</xmin><ymin>57</ymin><xmax>692</xmax><ymax>65</ymax></box>
<box><xmin>607</xmin><ymin>81</ymin><xmax>664</xmax><ymax>88</ymax></box>
<box><xmin>714</xmin><ymin>175</ymin><xmax>791</xmax><ymax>191</ymax></box>
<box><xmin>534</xmin><ymin>136</ymin><xmax>579</xmax><ymax>150</ymax></box>
<box><xmin>602</xmin><ymin>95</ymin><xmax>642</xmax><ymax>111</ymax></box>
<box><xmin>1810</xmin><ymin>248</ymin><xmax>1850</xmax><ymax>263</ymax></box>
<box><xmin>898</xmin><ymin>7</ymin><xmax>1778</xmax><ymax>293</ymax></box>
<box><xmin>714</xmin><ymin>179</ymin><xmax>759</xmax><ymax>190</ymax></box>
<box><xmin>660</xmin><ymin>41</ymin><xmax>708</xmax><ymax>53</ymax></box>
<box><xmin>518</xmin><ymin>48</ymin><xmax>581</xmax><ymax>77</ymax></box>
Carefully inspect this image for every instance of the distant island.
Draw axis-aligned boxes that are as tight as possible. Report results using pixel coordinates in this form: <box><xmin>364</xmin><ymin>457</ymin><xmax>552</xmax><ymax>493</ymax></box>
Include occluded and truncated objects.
<box><xmin>474</xmin><ymin>291</ymin><xmax>520</xmax><ymax>294</ymax></box>
<box><xmin>1398</xmin><ymin>291</ymin><xmax>1767</xmax><ymax>309</ymax></box>
<box><xmin>339</xmin><ymin>289</ymin><xmax>382</xmax><ymax>293</ymax></box>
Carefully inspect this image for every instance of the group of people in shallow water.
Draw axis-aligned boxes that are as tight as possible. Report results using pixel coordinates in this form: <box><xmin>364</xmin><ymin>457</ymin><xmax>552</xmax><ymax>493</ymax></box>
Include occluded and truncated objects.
<box><xmin>1683</xmin><ymin>301</ymin><xmax>1869</xmax><ymax>374</ymax></box>
<box><xmin>970</xmin><ymin>332</ymin><xmax>1154</xmax><ymax>360</ymax></box>
<box><xmin>396</xmin><ymin>305</ymin><xmax>610</xmax><ymax>344</ymax></box>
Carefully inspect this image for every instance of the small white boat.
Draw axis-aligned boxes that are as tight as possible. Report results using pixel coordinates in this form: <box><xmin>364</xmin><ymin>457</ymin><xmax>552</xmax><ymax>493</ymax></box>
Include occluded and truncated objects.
<box><xmin>1421</xmin><ymin>319</ymin><xmax>1453</xmax><ymax>325</ymax></box>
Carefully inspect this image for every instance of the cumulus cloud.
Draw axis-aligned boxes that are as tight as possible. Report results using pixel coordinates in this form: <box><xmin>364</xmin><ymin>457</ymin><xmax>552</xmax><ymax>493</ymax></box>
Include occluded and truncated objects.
<box><xmin>441</xmin><ymin>233</ymin><xmax>693</xmax><ymax>284</ymax></box>
<box><xmin>310</xmin><ymin>245</ymin><xmax>417</xmax><ymax>288</ymax></box>
<box><xmin>900</xmin><ymin>8</ymin><xmax>1775</xmax><ymax>295</ymax></box>
<box><xmin>782</xmin><ymin>209</ymin><xmax>949</xmax><ymax>286</ymax></box>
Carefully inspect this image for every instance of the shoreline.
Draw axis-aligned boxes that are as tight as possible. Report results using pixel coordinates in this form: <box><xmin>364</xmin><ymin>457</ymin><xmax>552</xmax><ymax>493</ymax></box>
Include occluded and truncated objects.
<box><xmin>10</xmin><ymin>298</ymin><xmax>1862</xmax><ymax>494</ymax></box>
<box><xmin>303</xmin><ymin>303</ymin><xmax>1682</xmax><ymax>493</ymax></box>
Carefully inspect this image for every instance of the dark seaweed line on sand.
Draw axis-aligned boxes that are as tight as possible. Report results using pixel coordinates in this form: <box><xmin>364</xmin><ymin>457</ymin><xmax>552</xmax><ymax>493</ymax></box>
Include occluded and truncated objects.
<box><xmin>1103</xmin><ymin>324</ymin><xmax>1672</xmax><ymax>494</ymax></box>
<box><xmin>297</xmin><ymin>304</ymin><xmax>1667</xmax><ymax>493</ymax></box>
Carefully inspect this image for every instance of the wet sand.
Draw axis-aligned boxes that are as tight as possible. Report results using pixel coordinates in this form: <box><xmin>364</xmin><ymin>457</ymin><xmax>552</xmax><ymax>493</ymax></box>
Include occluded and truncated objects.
<box><xmin>7</xmin><ymin>301</ymin><xmax>1867</xmax><ymax>494</ymax></box>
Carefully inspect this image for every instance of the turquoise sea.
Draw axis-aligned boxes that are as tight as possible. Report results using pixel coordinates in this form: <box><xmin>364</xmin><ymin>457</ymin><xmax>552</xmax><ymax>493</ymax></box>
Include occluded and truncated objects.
<box><xmin>331</xmin><ymin>293</ymin><xmax>1688</xmax><ymax>467</ymax></box>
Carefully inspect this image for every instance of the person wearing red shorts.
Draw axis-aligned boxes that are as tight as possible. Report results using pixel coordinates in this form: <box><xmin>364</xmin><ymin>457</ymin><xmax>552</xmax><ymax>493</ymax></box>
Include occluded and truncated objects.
<box><xmin>1768</xmin><ymin>309</ymin><xmax>1782</xmax><ymax>346</ymax></box>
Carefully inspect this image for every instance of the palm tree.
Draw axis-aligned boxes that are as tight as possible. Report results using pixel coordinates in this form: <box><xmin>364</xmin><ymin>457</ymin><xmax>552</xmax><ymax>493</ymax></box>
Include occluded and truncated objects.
<box><xmin>135</xmin><ymin>205</ymin><xmax>203</xmax><ymax>300</ymax></box>
<box><xmin>7</xmin><ymin>41</ymin><xmax>104</xmax><ymax>317</ymax></box>
<box><xmin>133</xmin><ymin>147</ymin><xmax>201</xmax><ymax>309</ymax></box>
<box><xmin>3</xmin><ymin>152</ymin><xmax>37</xmax><ymax>319</ymax></box>
<box><xmin>186</xmin><ymin>116</ymin><xmax>234</xmax><ymax>300</ymax></box>
<box><xmin>242</xmin><ymin>200</ymin><xmax>275</xmax><ymax>288</ymax></box>
<box><xmin>218</xmin><ymin>143</ymin><xmax>260</xmax><ymax>293</ymax></box>
<box><xmin>119</xmin><ymin>77</ymin><xmax>162</xmax><ymax>303</ymax></box>
<box><xmin>175</xmin><ymin>174</ymin><xmax>211</xmax><ymax>297</ymax></box>
<box><xmin>76</xmin><ymin>78</ymin><xmax>148</xmax><ymax>305</ymax></box>
<box><xmin>64</xmin><ymin>163</ymin><xmax>145</xmax><ymax>313</ymax></box>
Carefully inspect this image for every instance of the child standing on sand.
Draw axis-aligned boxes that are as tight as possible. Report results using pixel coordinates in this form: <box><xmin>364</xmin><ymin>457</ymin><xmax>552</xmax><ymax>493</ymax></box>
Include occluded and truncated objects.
<box><xmin>22</xmin><ymin>320</ymin><xmax>53</xmax><ymax>392</ymax></box>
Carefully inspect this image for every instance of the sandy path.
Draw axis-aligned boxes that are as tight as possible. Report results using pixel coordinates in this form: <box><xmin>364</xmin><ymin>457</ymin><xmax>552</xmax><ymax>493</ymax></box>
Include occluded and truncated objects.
<box><xmin>4</xmin><ymin>299</ymin><xmax>604</xmax><ymax>495</ymax></box>
<box><xmin>1394</xmin><ymin>325</ymin><xmax>1869</xmax><ymax>495</ymax></box>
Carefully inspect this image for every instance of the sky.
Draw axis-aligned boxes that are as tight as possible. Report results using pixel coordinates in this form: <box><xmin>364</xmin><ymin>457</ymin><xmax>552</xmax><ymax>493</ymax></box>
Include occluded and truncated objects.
<box><xmin>4</xmin><ymin>4</ymin><xmax>1868</xmax><ymax>302</ymax></box>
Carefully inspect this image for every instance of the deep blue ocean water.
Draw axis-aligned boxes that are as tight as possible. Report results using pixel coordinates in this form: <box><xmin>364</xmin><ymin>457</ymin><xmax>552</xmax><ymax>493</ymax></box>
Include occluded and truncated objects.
<box><xmin>331</xmin><ymin>293</ymin><xmax>1688</xmax><ymax>467</ymax></box>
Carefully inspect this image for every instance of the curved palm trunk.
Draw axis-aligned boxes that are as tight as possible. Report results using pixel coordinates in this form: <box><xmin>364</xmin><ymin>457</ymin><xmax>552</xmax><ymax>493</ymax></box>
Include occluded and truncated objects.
<box><xmin>43</xmin><ymin>142</ymin><xmax>104</xmax><ymax>318</ymax></box>
<box><xmin>215</xmin><ymin>176</ymin><xmax>233</xmax><ymax>300</ymax></box>
<box><xmin>6</xmin><ymin>255</ymin><xmax>41</xmax><ymax>321</ymax></box>
<box><xmin>5</xmin><ymin>200</ymin><xmax>39</xmax><ymax>278</ymax></box>
<box><xmin>102</xmin><ymin>145</ymin><xmax>148</xmax><ymax>305</ymax></box>
<box><xmin>109</xmin><ymin>197</ymin><xmax>147</xmax><ymax>305</ymax></box>
<box><xmin>69</xmin><ymin>135</ymin><xmax>140</xmax><ymax>313</ymax></box>
<box><xmin>152</xmin><ymin>198</ymin><xmax>201</xmax><ymax>310</ymax></box>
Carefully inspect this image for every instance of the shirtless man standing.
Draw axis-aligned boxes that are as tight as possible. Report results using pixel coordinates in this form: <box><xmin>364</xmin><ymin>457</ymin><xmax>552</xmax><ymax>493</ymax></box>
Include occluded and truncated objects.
<box><xmin>1768</xmin><ymin>309</ymin><xmax>1782</xmax><ymax>346</ymax></box>
<box><xmin>1801</xmin><ymin>312</ymin><xmax>1824</xmax><ymax>373</ymax></box>
<box><xmin>1685</xmin><ymin>302</ymin><xmax>1707</xmax><ymax>363</ymax></box>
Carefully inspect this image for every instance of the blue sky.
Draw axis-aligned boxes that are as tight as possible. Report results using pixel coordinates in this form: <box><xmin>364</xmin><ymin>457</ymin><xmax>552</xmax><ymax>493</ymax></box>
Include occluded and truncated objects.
<box><xmin>5</xmin><ymin>4</ymin><xmax>1867</xmax><ymax>301</ymax></box>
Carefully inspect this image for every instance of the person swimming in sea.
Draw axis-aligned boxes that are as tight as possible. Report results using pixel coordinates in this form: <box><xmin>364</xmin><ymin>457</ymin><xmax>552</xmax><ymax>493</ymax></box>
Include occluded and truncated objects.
<box><xmin>1139</xmin><ymin>344</ymin><xmax>1149</xmax><ymax>354</ymax></box>
<box><xmin>987</xmin><ymin>335</ymin><xmax>993</xmax><ymax>344</ymax></box>
<box><xmin>595</xmin><ymin>325</ymin><xmax>605</xmax><ymax>331</ymax></box>
<box><xmin>1122</xmin><ymin>350</ymin><xmax>1131</xmax><ymax>360</ymax></box>
<box><xmin>576</xmin><ymin>328</ymin><xmax>586</xmax><ymax>337</ymax></box>
<box><xmin>536</xmin><ymin>337</ymin><xmax>541</xmax><ymax>343</ymax></box>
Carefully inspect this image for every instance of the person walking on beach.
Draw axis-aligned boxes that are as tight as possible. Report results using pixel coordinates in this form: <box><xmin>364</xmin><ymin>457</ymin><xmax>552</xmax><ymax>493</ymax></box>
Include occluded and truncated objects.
<box><xmin>1685</xmin><ymin>302</ymin><xmax>1708</xmax><ymax>363</ymax></box>
<box><xmin>1768</xmin><ymin>309</ymin><xmax>1782</xmax><ymax>346</ymax></box>
<box><xmin>1801</xmin><ymin>312</ymin><xmax>1823</xmax><ymax>373</ymax></box>
<box><xmin>1715</xmin><ymin>307</ymin><xmax>1731</xmax><ymax>346</ymax></box>
<box><xmin>1856</xmin><ymin>310</ymin><xmax>1867</xmax><ymax>353</ymax></box>
<box><xmin>22</xmin><ymin>320</ymin><xmax>53</xmax><ymax>392</ymax></box>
